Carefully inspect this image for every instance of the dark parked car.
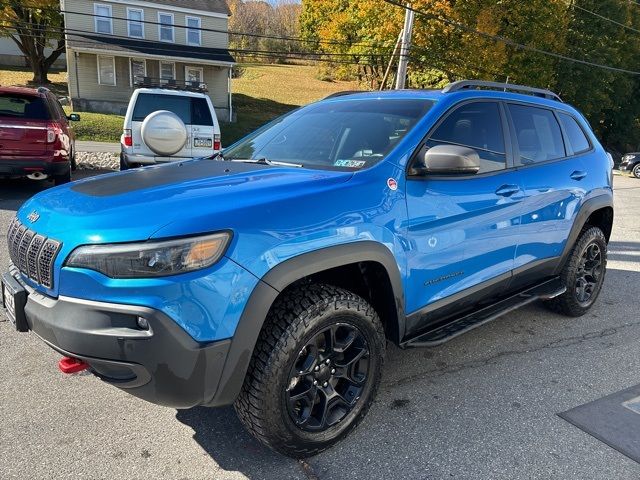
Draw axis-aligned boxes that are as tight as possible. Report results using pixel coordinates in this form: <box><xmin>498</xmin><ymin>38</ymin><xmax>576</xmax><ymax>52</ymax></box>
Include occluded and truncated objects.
<box><xmin>620</xmin><ymin>153</ymin><xmax>640</xmax><ymax>178</ymax></box>
<box><xmin>0</xmin><ymin>86</ymin><xmax>80</xmax><ymax>185</ymax></box>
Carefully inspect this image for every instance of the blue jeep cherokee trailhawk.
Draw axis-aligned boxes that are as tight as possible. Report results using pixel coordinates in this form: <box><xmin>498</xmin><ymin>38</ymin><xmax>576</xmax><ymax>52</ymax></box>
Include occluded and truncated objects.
<box><xmin>2</xmin><ymin>81</ymin><xmax>614</xmax><ymax>457</ymax></box>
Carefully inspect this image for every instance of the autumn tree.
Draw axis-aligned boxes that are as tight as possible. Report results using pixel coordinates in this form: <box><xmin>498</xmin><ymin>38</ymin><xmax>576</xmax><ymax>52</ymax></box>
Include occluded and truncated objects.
<box><xmin>0</xmin><ymin>0</ymin><xmax>65</xmax><ymax>84</ymax></box>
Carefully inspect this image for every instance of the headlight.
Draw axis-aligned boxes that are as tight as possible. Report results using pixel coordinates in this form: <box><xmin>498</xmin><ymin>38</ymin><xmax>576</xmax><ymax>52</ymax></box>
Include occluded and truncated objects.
<box><xmin>66</xmin><ymin>232</ymin><xmax>231</xmax><ymax>278</ymax></box>
<box><xmin>624</xmin><ymin>154</ymin><xmax>636</xmax><ymax>161</ymax></box>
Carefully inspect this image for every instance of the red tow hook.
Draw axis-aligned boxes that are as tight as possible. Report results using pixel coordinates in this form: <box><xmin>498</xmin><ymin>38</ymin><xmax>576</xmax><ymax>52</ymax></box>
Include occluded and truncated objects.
<box><xmin>58</xmin><ymin>357</ymin><xmax>90</xmax><ymax>374</ymax></box>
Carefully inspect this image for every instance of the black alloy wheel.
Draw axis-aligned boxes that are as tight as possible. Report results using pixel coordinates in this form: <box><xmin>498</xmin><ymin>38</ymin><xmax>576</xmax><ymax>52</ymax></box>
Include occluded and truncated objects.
<box><xmin>575</xmin><ymin>242</ymin><xmax>604</xmax><ymax>305</ymax></box>
<box><xmin>286</xmin><ymin>323</ymin><xmax>370</xmax><ymax>432</ymax></box>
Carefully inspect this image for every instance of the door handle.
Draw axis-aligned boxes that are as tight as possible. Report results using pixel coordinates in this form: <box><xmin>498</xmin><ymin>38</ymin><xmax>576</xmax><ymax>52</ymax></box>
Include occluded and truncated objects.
<box><xmin>495</xmin><ymin>184</ymin><xmax>520</xmax><ymax>197</ymax></box>
<box><xmin>570</xmin><ymin>170</ymin><xmax>587</xmax><ymax>181</ymax></box>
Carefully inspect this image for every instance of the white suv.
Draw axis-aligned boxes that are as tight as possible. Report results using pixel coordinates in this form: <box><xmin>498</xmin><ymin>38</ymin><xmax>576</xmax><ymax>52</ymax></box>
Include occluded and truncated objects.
<box><xmin>120</xmin><ymin>88</ymin><xmax>221</xmax><ymax>170</ymax></box>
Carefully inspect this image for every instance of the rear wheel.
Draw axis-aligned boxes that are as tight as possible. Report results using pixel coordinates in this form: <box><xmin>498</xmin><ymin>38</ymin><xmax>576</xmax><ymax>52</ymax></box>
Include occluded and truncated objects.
<box><xmin>120</xmin><ymin>154</ymin><xmax>129</xmax><ymax>171</ymax></box>
<box><xmin>632</xmin><ymin>163</ymin><xmax>640</xmax><ymax>179</ymax></box>
<box><xmin>234</xmin><ymin>284</ymin><xmax>385</xmax><ymax>458</ymax></box>
<box><xmin>545</xmin><ymin>227</ymin><xmax>607</xmax><ymax>317</ymax></box>
<box><xmin>52</xmin><ymin>167</ymin><xmax>71</xmax><ymax>186</ymax></box>
<box><xmin>70</xmin><ymin>146</ymin><xmax>77</xmax><ymax>172</ymax></box>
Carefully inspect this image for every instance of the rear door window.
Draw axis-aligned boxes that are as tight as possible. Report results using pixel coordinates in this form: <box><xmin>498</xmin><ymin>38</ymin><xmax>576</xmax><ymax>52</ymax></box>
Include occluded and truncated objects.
<box><xmin>427</xmin><ymin>101</ymin><xmax>506</xmax><ymax>173</ymax></box>
<box><xmin>559</xmin><ymin>113</ymin><xmax>591</xmax><ymax>155</ymax></box>
<box><xmin>508</xmin><ymin>104</ymin><xmax>565</xmax><ymax>164</ymax></box>
<box><xmin>132</xmin><ymin>93</ymin><xmax>191</xmax><ymax>124</ymax></box>
<box><xmin>0</xmin><ymin>94</ymin><xmax>51</xmax><ymax>120</ymax></box>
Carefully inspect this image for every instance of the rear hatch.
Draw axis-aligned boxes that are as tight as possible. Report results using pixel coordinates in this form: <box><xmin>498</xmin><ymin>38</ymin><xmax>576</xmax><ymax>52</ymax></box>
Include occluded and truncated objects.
<box><xmin>0</xmin><ymin>93</ymin><xmax>51</xmax><ymax>159</ymax></box>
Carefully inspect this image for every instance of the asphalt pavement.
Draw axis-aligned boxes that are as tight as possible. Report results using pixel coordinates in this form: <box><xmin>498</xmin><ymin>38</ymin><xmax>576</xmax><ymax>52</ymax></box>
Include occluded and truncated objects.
<box><xmin>76</xmin><ymin>141</ymin><xmax>120</xmax><ymax>153</ymax></box>
<box><xmin>1</xmin><ymin>174</ymin><xmax>639</xmax><ymax>480</ymax></box>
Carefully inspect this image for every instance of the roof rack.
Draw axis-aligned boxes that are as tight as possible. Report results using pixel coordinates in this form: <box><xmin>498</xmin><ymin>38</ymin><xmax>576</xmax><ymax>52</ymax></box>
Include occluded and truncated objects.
<box><xmin>442</xmin><ymin>80</ymin><xmax>562</xmax><ymax>102</ymax></box>
<box><xmin>324</xmin><ymin>90</ymin><xmax>364</xmax><ymax>100</ymax></box>
<box><xmin>133</xmin><ymin>76</ymin><xmax>208</xmax><ymax>93</ymax></box>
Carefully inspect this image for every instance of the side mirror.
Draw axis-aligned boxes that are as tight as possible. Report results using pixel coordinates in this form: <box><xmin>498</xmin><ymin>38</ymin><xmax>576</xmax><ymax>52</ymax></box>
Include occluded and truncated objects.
<box><xmin>411</xmin><ymin>144</ymin><xmax>480</xmax><ymax>175</ymax></box>
<box><xmin>68</xmin><ymin>113</ymin><xmax>81</xmax><ymax>122</ymax></box>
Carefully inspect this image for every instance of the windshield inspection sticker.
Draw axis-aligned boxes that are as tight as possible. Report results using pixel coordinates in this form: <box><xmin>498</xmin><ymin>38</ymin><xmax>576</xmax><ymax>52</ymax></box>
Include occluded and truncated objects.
<box><xmin>334</xmin><ymin>159</ymin><xmax>366</xmax><ymax>168</ymax></box>
<box><xmin>387</xmin><ymin>178</ymin><xmax>398</xmax><ymax>191</ymax></box>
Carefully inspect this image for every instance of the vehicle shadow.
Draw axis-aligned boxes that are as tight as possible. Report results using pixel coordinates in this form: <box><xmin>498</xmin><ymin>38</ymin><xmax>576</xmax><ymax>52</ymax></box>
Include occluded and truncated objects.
<box><xmin>0</xmin><ymin>170</ymin><xmax>112</xmax><ymax>212</ymax></box>
<box><xmin>175</xmin><ymin>406</ymin><xmax>299</xmax><ymax>476</ymax></box>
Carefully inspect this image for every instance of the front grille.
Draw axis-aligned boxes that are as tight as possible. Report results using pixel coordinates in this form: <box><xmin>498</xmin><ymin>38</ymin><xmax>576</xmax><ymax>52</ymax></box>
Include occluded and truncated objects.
<box><xmin>6</xmin><ymin>217</ymin><xmax>62</xmax><ymax>289</ymax></box>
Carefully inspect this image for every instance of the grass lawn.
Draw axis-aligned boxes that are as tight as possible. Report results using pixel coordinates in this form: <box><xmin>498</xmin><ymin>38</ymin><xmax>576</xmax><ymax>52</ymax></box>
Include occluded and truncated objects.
<box><xmin>1</xmin><ymin>64</ymin><xmax>359</xmax><ymax>144</ymax></box>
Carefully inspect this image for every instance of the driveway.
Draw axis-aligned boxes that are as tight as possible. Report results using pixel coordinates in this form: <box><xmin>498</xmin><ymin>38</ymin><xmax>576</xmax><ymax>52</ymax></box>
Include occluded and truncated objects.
<box><xmin>1</xmin><ymin>175</ymin><xmax>639</xmax><ymax>480</ymax></box>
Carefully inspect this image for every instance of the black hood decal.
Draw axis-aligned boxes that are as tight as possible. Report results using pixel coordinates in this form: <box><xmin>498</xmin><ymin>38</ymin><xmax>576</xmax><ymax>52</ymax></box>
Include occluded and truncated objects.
<box><xmin>71</xmin><ymin>160</ymin><xmax>272</xmax><ymax>197</ymax></box>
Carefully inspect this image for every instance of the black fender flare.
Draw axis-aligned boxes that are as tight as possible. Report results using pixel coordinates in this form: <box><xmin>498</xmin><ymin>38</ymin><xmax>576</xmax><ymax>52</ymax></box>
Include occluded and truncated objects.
<box><xmin>207</xmin><ymin>241</ymin><xmax>405</xmax><ymax>406</ymax></box>
<box><xmin>554</xmin><ymin>193</ymin><xmax>614</xmax><ymax>275</ymax></box>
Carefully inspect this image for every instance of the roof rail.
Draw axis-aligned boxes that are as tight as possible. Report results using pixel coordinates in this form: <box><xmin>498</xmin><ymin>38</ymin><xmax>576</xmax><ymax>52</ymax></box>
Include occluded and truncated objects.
<box><xmin>324</xmin><ymin>90</ymin><xmax>364</xmax><ymax>100</ymax></box>
<box><xmin>442</xmin><ymin>80</ymin><xmax>562</xmax><ymax>102</ymax></box>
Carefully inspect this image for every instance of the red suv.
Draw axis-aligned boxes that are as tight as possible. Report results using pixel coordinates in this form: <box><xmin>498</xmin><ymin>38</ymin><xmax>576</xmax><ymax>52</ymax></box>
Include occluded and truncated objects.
<box><xmin>0</xmin><ymin>86</ymin><xmax>80</xmax><ymax>186</ymax></box>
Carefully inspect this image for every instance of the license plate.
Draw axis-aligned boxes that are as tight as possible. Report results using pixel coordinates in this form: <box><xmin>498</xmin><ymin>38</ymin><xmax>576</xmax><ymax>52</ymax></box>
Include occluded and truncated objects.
<box><xmin>194</xmin><ymin>137</ymin><xmax>212</xmax><ymax>148</ymax></box>
<box><xmin>1</xmin><ymin>273</ymin><xmax>28</xmax><ymax>332</ymax></box>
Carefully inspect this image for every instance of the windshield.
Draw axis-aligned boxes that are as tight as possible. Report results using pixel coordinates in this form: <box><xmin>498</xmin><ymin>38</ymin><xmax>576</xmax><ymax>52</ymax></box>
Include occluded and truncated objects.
<box><xmin>223</xmin><ymin>98</ymin><xmax>435</xmax><ymax>170</ymax></box>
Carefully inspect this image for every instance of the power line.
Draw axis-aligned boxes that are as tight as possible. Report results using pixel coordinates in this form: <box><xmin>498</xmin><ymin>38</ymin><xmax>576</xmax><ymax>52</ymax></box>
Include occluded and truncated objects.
<box><xmin>381</xmin><ymin>0</ymin><xmax>640</xmax><ymax>76</ymax></box>
<box><xmin>565</xmin><ymin>0</ymin><xmax>640</xmax><ymax>35</ymax></box>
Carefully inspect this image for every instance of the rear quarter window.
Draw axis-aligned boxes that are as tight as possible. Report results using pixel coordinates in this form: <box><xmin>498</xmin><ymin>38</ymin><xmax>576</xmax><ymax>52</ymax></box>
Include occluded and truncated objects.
<box><xmin>0</xmin><ymin>94</ymin><xmax>51</xmax><ymax>120</ymax></box>
<box><xmin>559</xmin><ymin>113</ymin><xmax>591</xmax><ymax>154</ymax></box>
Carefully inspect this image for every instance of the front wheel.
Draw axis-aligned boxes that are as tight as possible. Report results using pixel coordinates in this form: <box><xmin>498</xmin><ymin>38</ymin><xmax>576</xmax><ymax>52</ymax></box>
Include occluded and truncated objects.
<box><xmin>545</xmin><ymin>226</ymin><xmax>607</xmax><ymax>317</ymax></box>
<box><xmin>632</xmin><ymin>163</ymin><xmax>640</xmax><ymax>179</ymax></box>
<box><xmin>234</xmin><ymin>284</ymin><xmax>385</xmax><ymax>458</ymax></box>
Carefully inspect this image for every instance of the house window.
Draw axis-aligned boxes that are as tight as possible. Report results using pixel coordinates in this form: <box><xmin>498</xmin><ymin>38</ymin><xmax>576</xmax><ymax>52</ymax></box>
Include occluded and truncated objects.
<box><xmin>127</xmin><ymin>8</ymin><xmax>144</xmax><ymax>38</ymax></box>
<box><xmin>186</xmin><ymin>16</ymin><xmax>201</xmax><ymax>46</ymax></box>
<box><xmin>97</xmin><ymin>55</ymin><xmax>116</xmax><ymax>86</ymax></box>
<box><xmin>130</xmin><ymin>58</ymin><xmax>146</xmax><ymax>86</ymax></box>
<box><xmin>94</xmin><ymin>4</ymin><xmax>113</xmax><ymax>35</ymax></box>
<box><xmin>185</xmin><ymin>66</ymin><xmax>204</xmax><ymax>84</ymax></box>
<box><xmin>158</xmin><ymin>13</ymin><xmax>174</xmax><ymax>42</ymax></box>
<box><xmin>160</xmin><ymin>61</ymin><xmax>175</xmax><ymax>84</ymax></box>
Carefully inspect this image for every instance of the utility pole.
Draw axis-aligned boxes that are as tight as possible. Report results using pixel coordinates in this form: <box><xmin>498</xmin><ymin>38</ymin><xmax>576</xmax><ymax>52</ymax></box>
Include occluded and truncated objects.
<box><xmin>395</xmin><ymin>3</ymin><xmax>415</xmax><ymax>90</ymax></box>
<box><xmin>380</xmin><ymin>30</ymin><xmax>404</xmax><ymax>91</ymax></box>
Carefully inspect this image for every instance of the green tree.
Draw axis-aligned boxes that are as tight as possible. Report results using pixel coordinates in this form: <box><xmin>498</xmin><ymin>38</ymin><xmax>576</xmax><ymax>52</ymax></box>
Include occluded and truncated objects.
<box><xmin>0</xmin><ymin>0</ymin><xmax>65</xmax><ymax>84</ymax></box>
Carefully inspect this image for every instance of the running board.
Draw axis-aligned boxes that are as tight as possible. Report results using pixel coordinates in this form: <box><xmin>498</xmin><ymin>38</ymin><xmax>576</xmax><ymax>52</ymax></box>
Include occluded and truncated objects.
<box><xmin>403</xmin><ymin>277</ymin><xmax>566</xmax><ymax>348</ymax></box>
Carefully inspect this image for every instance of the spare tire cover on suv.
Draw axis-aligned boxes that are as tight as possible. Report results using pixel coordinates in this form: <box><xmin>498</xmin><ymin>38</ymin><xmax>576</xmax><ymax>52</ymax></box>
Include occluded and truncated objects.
<box><xmin>141</xmin><ymin>110</ymin><xmax>188</xmax><ymax>156</ymax></box>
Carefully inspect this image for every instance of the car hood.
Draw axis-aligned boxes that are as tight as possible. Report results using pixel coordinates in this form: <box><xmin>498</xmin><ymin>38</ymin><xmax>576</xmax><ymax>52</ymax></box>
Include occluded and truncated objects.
<box><xmin>17</xmin><ymin>159</ymin><xmax>354</xmax><ymax>244</ymax></box>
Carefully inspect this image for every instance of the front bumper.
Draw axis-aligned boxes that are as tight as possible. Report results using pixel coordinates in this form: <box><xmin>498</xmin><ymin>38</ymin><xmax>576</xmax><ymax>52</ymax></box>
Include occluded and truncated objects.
<box><xmin>0</xmin><ymin>159</ymin><xmax>70</xmax><ymax>177</ymax></box>
<box><xmin>4</xmin><ymin>269</ymin><xmax>231</xmax><ymax>408</ymax></box>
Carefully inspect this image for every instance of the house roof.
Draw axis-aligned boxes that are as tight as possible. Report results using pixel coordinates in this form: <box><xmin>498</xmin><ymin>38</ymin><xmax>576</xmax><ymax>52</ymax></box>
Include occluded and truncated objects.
<box><xmin>142</xmin><ymin>0</ymin><xmax>231</xmax><ymax>15</ymax></box>
<box><xmin>67</xmin><ymin>34</ymin><xmax>235</xmax><ymax>65</ymax></box>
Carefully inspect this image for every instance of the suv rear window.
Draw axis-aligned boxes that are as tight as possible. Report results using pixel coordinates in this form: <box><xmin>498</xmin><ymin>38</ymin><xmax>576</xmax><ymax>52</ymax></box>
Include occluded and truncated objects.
<box><xmin>0</xmin><ymin>94</ymin><xmax>51</xmax><ymax>120</ymax></box>
<box><xmin>132</xmin><ymin>93</ymin><xmax>213</xmax><ymax>126</ymax></box>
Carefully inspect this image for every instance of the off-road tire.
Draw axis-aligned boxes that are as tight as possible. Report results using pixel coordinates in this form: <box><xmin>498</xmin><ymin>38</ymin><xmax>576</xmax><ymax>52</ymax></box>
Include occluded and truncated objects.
<box><xmin>545</xmin><ymin>226</ymin><xmax>607</xmax><ymax>317</ymax></box>
<box><xmin>234</xmin><ymin>283</ymin><xmax>385</xmax><ymax>458</ymax></box>
<box><xmin>632</xmin><ymin>163</ymin><xmax>640</xmax><ymax>179</ymax></box>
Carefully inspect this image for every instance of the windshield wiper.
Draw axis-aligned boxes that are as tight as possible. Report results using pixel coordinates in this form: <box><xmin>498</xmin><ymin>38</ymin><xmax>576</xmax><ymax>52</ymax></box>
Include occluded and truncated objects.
<box><xmin>229</xmin><ymin>157</ymin><xmax>303</xmax><ymax>168</ymax></box>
